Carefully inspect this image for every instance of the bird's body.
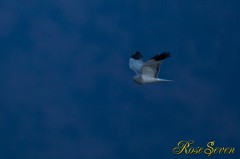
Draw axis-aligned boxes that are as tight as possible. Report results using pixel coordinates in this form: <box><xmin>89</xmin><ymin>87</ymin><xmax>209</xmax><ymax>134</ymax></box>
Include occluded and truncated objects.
<box><xmin>129</xmin><ymin>51</ymin><xmax>172</xmax><ymax>84</ymax></box>
<box><xmin>133</xmin><ymin>75</ymin><xmax>172</xmax><ymax>84</ymax></box>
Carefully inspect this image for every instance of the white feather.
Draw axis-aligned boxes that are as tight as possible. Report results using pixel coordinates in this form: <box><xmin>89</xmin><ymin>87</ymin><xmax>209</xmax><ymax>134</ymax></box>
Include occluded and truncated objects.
<box><xmin>129</xmin><ymin>58</ymin><xmax>143</xmax><ymax>75</ymax></box>
<box><xmin>129</xmin><ymin>52</ymin><xmax>172</xmax><ymax>84</ymax></box>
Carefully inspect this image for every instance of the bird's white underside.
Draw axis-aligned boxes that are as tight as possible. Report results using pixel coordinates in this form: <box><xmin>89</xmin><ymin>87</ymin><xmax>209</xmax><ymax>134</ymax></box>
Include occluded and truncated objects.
<box><xmin>129</xmin><ymin>57</ymin><xmax>171</xmax><ymax>84</ymax></box>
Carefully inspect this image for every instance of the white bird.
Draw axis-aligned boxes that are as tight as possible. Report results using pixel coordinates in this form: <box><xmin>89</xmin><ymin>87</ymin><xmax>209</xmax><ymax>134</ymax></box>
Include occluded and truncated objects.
<box><xmin>129</xmin><ymin>51</ymin><xmax>172</xmax><ymax>84</ymax></box>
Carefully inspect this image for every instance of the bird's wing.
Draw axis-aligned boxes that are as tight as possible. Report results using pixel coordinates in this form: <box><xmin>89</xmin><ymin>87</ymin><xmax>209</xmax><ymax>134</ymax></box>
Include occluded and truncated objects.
<box><xmin>129</xmin><ymin>51</ymin><xmax>144</xmax><ymax>75</ymax></box>
<box><xmin>141</xmin><ymin>52</ymin><xmax>171</xmax><ymax>78</ymax></box>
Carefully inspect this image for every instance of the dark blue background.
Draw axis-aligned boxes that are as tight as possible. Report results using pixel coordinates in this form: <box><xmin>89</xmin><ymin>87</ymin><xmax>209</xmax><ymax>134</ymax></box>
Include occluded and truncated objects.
<box><xmin>0</xmin><ymin>0</ymin><xmax>239</xmax><ymax>159</ymax></box>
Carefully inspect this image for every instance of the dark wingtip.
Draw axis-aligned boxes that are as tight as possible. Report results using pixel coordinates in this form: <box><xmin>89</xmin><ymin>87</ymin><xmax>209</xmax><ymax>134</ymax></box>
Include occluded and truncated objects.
<box><xmin>151</xmin><ymin>52</ymin><xmax>171</xmax><ymax>61</ymax></box>
<box><xmin>131</xmin><ymin>51</ymin><xmax>143</xmax><ymax>60</ymax></box>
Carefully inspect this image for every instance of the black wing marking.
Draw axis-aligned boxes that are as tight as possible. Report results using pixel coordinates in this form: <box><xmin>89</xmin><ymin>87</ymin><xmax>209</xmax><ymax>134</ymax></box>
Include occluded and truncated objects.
<box><xmin>131</xmin><ymin>51</ymin><xmax>143</xmax><ymax>60</ymax></box>
<box><xmin>151</xmin><ymin>52</ymin><xmax>171</xmax><ymax>61</ymax></box>
<box><xmin>154</xmin><ymin>64</ymin><xmax>160</xmax><ymax>78</ymax></box>
<box><xmin>150</xmin><ymin>52</ymin><xmax>171</xmax><ymax>78</ymax></box>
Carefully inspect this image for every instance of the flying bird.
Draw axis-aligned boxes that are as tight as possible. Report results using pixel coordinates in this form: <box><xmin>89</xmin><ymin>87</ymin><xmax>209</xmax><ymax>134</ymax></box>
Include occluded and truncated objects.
<box><xmin>129</xmin><ymin>51</ymin><xmax>172</xmax><ymax>84</ymax></box>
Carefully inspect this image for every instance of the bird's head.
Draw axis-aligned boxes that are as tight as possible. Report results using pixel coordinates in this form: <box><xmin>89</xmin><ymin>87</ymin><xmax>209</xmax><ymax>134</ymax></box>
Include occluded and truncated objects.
<box><xmin>133</xmin><ymin>76</ymin><xmax>143</xmax><ymax>85</ymax></box>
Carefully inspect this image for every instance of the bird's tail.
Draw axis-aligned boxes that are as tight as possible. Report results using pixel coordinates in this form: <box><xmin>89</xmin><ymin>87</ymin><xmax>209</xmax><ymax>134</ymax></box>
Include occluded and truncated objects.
<box><xmin>157</xmin><ymin>78</ymin><xmax>173</xmax><ymax>82</ymax></box>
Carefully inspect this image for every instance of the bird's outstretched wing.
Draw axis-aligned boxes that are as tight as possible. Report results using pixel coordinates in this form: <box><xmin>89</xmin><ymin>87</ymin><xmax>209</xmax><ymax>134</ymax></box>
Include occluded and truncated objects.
<box><xmin>129</xmin><ymin>51</ymin><xmax>144</xmax><ymax>75</ymax></box>
<box><xmin>141</xmin><ymin>52</ymin><xmax>171</xmax><ymax>79</ymax></box>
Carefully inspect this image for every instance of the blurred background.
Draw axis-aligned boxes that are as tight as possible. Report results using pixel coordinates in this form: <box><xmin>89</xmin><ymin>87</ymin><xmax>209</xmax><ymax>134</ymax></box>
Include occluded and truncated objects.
<box><xmin>0</xmin><ymin>0</ymin><xmax>239</xmax><ymax>159</ymax></box>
